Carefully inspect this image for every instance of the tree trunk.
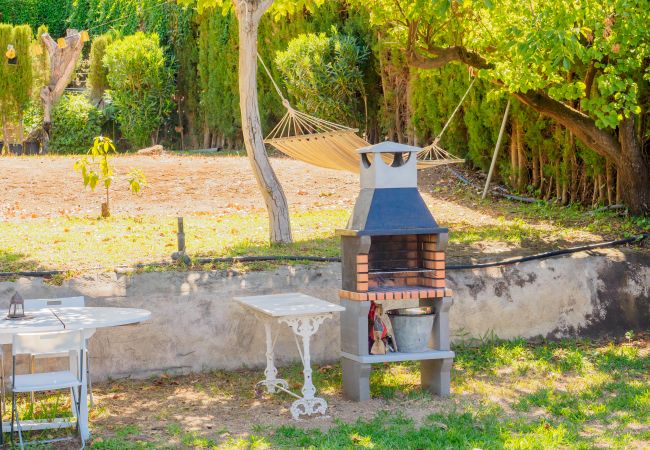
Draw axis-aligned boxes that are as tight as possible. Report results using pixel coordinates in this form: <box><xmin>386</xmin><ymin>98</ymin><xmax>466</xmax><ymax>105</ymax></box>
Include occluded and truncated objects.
<box><xmin>532</xmin><ymin>147</ymin><xmax>539</xmax><ymax>188</ymax></box>
<box><xmin>509</xmin><ymin>125</ymin><xmax>517</xmax><ymax>187</ymax></box>
<box><xmin>569</xmin><ymin>133</ymin><xmax>578</xmax><ymax>203</ymax></box>
<box><xmin>235</xmin><ymin>0</ymin><xmax>292</xmax><ymax>244</ymax></box>
<box><xmin>516</xmin><ymin>122</ymin><xmax>527</xmax><ymax>191</ymax></box>
<box><xmin>407</xmin><ymin>43</ymin><xmax>650</xmax><ymax>213</ymax></box>
<box><xmin>40</xmin><ymin>30</ymin><xmax>85</xmax><ymax>133</ymax></box>
<box><xmin>605</xmin><ymin>160</ymin><xmax>614</xmax><ymax>205</ymax></box>
<box><xmin>1</xmin><ymin>112</ymin><xmax>9</xmax><ymax>153</ymax></box>
<box><xmin>617</xmin><ymin>116</ymin><xmax>650</xmax><ymax>214</ymax></box>
<box><xmin>203</xmin><ymin>122</ymin><xmax>211</xmax><ymax>149</ymax></box>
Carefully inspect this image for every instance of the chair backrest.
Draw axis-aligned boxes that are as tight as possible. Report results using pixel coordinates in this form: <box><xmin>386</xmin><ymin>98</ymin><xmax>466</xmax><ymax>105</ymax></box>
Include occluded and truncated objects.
<box><xmin>13</xmin><ymin>330</ymin><xmax>85</xmax><ymax>356</ymax></box>
<box><xmin>24</xmin><ymin>296</ymin><xmax>85</xmax><ymax>311</ymax></box>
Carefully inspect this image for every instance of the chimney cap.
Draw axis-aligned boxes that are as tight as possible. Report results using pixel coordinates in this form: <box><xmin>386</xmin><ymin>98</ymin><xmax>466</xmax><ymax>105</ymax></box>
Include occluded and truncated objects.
<box><xmin>357</xmin><ymin>141</ymin><xmax>421</xmax><ymax>154</ymax></box>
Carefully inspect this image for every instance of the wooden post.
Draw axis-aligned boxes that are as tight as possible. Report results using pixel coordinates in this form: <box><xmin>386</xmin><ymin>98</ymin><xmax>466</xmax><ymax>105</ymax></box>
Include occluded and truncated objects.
<box><xmin>177</xmin><ymin>217</ymin><xmax>186</xmax><ymax>253</ymax></box>
<box><xmin>482</xmin><ymin>99</ymin><xmax>511</xmax><ymax>199</ymax></box>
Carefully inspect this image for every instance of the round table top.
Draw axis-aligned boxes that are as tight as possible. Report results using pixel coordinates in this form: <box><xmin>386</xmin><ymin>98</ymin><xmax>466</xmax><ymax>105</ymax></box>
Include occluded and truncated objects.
<box><xmin>0</xmin><ymin>307</ymin><xmax>151</xmax><ymax>335</ymax></box>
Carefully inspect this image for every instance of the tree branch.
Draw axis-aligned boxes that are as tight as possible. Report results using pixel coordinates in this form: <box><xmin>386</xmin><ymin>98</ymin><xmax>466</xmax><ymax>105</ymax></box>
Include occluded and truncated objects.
<box><xmin>513</xmin><ymin>90</ymin><xmax>621</xmax><ymax>163</ymax></box>
<box><xmin>405</xmin><ymin>41</ymin><xmax>622</xmax><ymax>162</ymax></box>
<box><xmin>408</xmin><ymin>45</ymin><xmax>492</xmax><ymax>70</ymax></box>
<box><xmin>583</xmin><ymin>61</ymin><xmax>596</xmax><ymax>99</ymax></box>
<box><xmin>255</xmin><ymin>0</ymin><xmax>274</xmax><ymax>21</ymax></box>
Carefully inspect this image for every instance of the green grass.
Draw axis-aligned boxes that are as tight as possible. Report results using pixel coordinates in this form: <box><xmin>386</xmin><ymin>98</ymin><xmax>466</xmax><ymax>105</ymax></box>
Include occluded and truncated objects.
<box><xmin>3</xmin><ymin>336</ymin><xmax>644</xmax><ymax>448</ymax></box>
<box><xmin>1</xmin><ymin>177</ymin><xmax>648</xmax><ymax>274</ymax></box>
<box><xmin>1</xmin><ymin>205</ymin><xmax>647</xmax><ymax>274</ymax></box>
<box><xmin>455</xmin><ymin>186</ymin><xmax>650</xmax><ymax>239</ymax></box>
<box><xmin>0</xmin><ymin>209</ymin><xmax>347</xmax><ymax>273</ymax></box>
<box><xmin>270</xmin><ymin>409</ymin><xmax>573</xmax><ymax>449</ymax></box>
<box><xmin>267</xmin><ymin>336</ymin><xmax>649</xmax><ymax>450</ymax></box>
<box><xmin>65</xmin><ymin>334</ymin><xmax>648</xmax><ymax>449</ymax></box>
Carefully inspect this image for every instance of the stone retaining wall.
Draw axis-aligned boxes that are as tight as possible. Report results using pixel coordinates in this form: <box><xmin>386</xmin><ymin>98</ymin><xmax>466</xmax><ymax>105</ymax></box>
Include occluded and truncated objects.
<box><xmin>0</xmin><ymin>248</ymin><xmax>647</xmax><ymax>381</ymax></box>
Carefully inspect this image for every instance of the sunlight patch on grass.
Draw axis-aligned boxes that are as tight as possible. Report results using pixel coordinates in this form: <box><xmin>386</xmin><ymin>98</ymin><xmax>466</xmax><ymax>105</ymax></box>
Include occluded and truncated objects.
<box><xmin>0</xmin><ymin>209</ymin><xmax>348</xmax><ymax>272</ymax></box>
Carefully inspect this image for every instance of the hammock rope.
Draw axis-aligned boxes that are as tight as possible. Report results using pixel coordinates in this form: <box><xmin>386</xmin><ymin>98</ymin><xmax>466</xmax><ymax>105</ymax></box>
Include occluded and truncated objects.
<box><xmin>416</xmin><ymin>77</ymin><xmax>475</xmax><ymax>167</ymax></box>
<box><xmin>258</xmin><ymin>53</ymin><xmax>469</xmax><ymax>172</ymax></box>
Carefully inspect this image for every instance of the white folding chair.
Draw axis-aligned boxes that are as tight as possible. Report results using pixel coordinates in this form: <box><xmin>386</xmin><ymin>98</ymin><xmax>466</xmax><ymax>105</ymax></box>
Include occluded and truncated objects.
<box><xmin>8</xmin><ymin>330</ymin><xmax>86</xmax><ymax>449</ymax></box>
<box><xmin>23</xmin><ymin>296</ymin><xmax>94</xmax><ymax>407</ymax></box>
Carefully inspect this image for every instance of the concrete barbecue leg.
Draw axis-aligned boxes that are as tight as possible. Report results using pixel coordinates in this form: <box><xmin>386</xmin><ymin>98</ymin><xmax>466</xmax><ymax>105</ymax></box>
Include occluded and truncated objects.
<box><xmin>341</xmin><ymin>357</ymin><xmax>371</xmax><ymax>401</ymax></box>
<box><xmin>421</xmin><ymin>357</ymin><xmax>453</xmax><ymax>397</ymax></box>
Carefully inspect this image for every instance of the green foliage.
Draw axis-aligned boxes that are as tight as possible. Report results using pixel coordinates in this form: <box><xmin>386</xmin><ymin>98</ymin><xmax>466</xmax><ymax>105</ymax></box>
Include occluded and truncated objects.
<box><xmin>74</xmin><ymin>136</ymin><xmax>147</xmax><ymax>217</ymax></box>
<box><xmin>88</xmin><ymin>33</ymin><xmax>113</xmax><ymax>102</ymax></box>
<box><xmin>191</xmin><ymin>3</ymin><xmax>375</xmax><ymax>146</ymax></box>
<box><xmin>74</xmin><ymin>136</ymin><xmax>118</xmax><ymax>192</ymax></box>
<box><xmin>10</xmin><ymin>24</ymin><xmax>33</xmax><ymax>112</ymax></box>
<box><xmin>50</xmin><ymin>93</ymin><xmax>104</xmax><ymax>153</ymax></box>
<box><xmin>19</xmin><ymin>0</ymin><xmax>647</xmax><ymax>208</ymax></box>
<box><xmin>103</xmin><ymin>32</ymin><xmax>173</xmax><ymax>148</ymax></box>
<box><xmin>275</xmin><ymin>31</ymin><xmax>369</xmax><ymax>128</ymax></box>
<box><xmin>411</xmin><ymin>65</ymin><xmax>504</xmax><ymax>168</ymax></box>
<box><xmin>0</xmin><ymin>23</ymin><xmax>13</xmax><ymax>120</ymax></box>
<box><xmin>196</xmin><ymin>10</ymin><xmax>240</xmax><ymax>140</ymax></box>
<box><xmin>0</xmin><ymin>0</ymin><xmax>72</xmax><ymax>38</ymax></box>
<box><xmin>0</xmin><ymin>22</ymin><xmax>35</xmax><ymax>146</ymax></box>
<box><xmin>68</xmin><ymin>0</ymin><xmax>170</xmax><ymax>41</ymax></box>
<box><xmin>32</xmin><ymin>24</ymin><xmax>50</xmax><ymax>88</ymax></box>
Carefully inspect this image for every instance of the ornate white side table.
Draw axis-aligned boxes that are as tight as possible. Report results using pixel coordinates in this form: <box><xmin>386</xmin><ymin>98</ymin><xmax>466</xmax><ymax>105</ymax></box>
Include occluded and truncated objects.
<box><xmin>234</xmin><ymin>292</ymin><xmax>344</xmax><ymax>419</ymax></box>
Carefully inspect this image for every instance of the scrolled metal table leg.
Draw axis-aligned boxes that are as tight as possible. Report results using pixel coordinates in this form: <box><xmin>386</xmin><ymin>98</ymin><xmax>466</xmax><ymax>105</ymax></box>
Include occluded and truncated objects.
<box><xmin>280</xmin><ymin>315</ymin><xmax>330</xmax><ymax>419</ymax></box>
<box><xmin>258</xmin><ymin>321</ymin><xmax>288</xmax><ymax>395</ymax></box>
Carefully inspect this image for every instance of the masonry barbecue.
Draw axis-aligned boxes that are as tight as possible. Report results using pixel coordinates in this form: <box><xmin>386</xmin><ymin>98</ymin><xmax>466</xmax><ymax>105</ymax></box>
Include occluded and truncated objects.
<box><xmin>338</xmin><ymin>141</ymin><xmax>454</xmax><ymax>401</ymax></box>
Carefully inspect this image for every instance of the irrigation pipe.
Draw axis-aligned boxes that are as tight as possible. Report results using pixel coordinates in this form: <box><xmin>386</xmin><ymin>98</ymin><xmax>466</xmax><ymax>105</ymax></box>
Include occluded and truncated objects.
<box><xmin>446</xmin><ymin>232</ymin><xmax>648</xmax><ymax>270</ymax></box>
<box><xmin>0</xmin><ymin>233</ymin><xmax>646</xmax><ymax>278</ymax></box>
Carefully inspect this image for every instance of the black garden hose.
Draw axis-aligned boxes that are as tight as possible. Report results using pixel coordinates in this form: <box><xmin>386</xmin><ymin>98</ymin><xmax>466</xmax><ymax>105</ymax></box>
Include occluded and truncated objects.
<box><xmin>445</xmin><ymin>232</ymin><xmax>649</xmax><ymax>270</ymax></box>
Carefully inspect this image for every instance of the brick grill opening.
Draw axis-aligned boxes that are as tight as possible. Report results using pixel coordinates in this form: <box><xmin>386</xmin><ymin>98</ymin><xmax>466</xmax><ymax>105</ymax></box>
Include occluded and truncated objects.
<box><xmin>340</xmin><ymin>232</ymin><xmax>451</xmax><ymax>301</ymax></box>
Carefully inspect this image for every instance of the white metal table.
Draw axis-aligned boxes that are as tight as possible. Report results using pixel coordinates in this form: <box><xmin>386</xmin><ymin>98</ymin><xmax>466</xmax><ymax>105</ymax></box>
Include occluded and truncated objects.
<box><xmin>0</xmin><ymin>306</ymin><xmax>151</xmax><ymax>440</ymax></box>
<box><xmin>234</xmin><ymin>293</ymin><xmax>344</xmax><ymax>419</ymax></box>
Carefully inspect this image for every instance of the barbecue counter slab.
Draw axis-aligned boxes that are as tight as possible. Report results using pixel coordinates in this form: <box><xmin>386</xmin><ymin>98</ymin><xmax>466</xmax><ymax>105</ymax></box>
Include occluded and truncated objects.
<box><xmin>234</xmin><ymin>293</ymin><xmax>344</xmax><ymax>420</ymax></box>
<box><xmin>340</xmin><ymin>349</ymin><xmax>455</xmax><ymax>364</ymax></box>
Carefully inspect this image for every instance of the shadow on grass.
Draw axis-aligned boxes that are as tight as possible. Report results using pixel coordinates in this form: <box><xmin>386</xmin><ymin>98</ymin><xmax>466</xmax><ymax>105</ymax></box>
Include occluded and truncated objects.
<box><xmin>190</xmin><ymin>237</ymin><xmax>340</xmax><ymax>272</ymax></box>
<box><xmin>0</xmin><ymin>249</ymin><xmax>39</xmax><ymax>273</ymax></box>
<box><xmin>6</xmin><ymin>335</ymin><xmax>648</xmax><ymax>449</ymax></box>
<box><xmin>272</xmin><ymin>336</ymin><xmax>650</xmax><ymax>450</ymax></box>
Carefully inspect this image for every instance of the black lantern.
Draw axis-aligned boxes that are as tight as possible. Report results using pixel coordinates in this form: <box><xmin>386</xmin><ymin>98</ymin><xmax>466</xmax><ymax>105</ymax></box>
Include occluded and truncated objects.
<box><xmin>7</xmin><ymin>291</ymin><xmax>25</xmax><ymax>319</ymax></box>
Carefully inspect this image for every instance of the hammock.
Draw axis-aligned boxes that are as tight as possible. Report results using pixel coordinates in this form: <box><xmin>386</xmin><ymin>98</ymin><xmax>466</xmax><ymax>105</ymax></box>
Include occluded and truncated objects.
<box><xmin>259</xmin><ymin>54</ymin><xmax>470</xmax><ymax>172</ymax></box>
<box><xmin>265</xmin><ymin>100</ymin><xmax>366</xmax><ymax>172</ymax></box>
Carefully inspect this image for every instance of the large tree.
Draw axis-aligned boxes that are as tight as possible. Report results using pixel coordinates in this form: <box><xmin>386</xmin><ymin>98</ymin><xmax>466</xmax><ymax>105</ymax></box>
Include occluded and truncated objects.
<box><xmin>186</xmin><ymin>0</ymin><xmax>324</xmax><ymax>243</ymax></box>
<box><xmin>361</xmin><ymin>0</ymin><xmax>650</xmax><ymax>214</ymax></box>
<box><xmin>233</xmin><ymin>0</ymin><xmax>292</xmax><ymax>243</ymax></box>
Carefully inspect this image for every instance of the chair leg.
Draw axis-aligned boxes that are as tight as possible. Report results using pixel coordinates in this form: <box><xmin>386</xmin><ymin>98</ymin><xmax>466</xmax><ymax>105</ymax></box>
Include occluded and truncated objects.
<box><xmin>71</xmin><ymin>385</ymin><xmax>85</xmax><ymax>449</ymax></box>
<box><xmin>10</xmin><ymin>391</ymin><xmax>15</xmax><ymax>442</ymax></box>
<box><xmin>16</xmin><ymin>410</ymin><xmax>24</xmax><ymax>450</ymax></box>
<box><xmin>0</xmin><ymin>352</ymin><xmax>4</xmax><ymax>446</ymax></box>
<box><xmin>87</xmin><ymin>351</ymin><xmax>94</xmax><ymax>408</ymax></box>
<box><xmin>1</xmin><ymin>352</ymin><xmax>5</xmax><ymax>413</ymax></box>
<box><xmin>12</xmin><ymin>391</ymin><xmax>24</xmax><ymax>449</ymax></box>
<box><xmin>29</xmin><ymin>356</ymin><xmax>34</xmax><ymax>405</ymax></box>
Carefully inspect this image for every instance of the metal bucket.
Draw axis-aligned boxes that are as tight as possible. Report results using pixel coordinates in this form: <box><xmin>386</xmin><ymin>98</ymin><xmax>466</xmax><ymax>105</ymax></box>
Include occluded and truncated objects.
<box><xmin>387</xmin><ymin>307</ymin><xmax>434</xmax><ymax>353</ymax></box>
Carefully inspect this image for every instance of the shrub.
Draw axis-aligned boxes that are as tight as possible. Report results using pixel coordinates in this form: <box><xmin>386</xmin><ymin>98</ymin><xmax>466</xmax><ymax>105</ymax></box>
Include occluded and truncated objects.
<box><xmin>275</xmin><ymin>31</ymin><xmax>369</xmax><ymax>129</ymax></box>
<box><xmin>49</xmin><ymin>93</ymin><xmax>104</xmax><ymax>153</ymax></box>
<box><xmin>88</xmin><ymin>33</ymin><xmax>114</xmax><ymax>102</ymax></box>
<box><xmin>103</xmin><ymin>32</ymin><xmax>172</xmax><ymax>148</ymax></box>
